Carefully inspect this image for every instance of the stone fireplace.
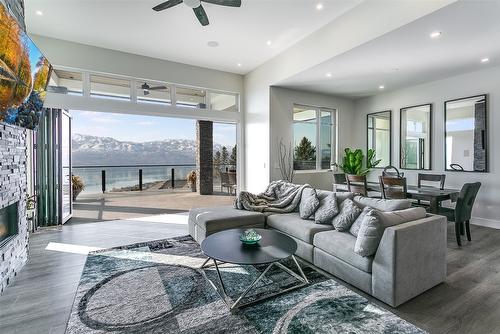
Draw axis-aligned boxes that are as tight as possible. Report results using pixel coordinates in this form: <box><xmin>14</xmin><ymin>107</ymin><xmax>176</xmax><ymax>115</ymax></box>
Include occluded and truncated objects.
<box><xmin>0</xmin><ymin>122</ymin><xmax>28</xmax><ymax>293</ymax></box>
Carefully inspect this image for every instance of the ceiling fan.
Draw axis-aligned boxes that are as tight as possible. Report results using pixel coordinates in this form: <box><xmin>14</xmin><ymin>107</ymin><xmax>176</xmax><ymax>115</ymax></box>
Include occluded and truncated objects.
<box><xmin>141</xmin><ymin>82</ymin><xmax>167</xmax><ymax>96</ymax></box>
<box><xmin>153</xmin><ymin>0</ymin><xmax>242</xmax><ymax>26</ymax></box>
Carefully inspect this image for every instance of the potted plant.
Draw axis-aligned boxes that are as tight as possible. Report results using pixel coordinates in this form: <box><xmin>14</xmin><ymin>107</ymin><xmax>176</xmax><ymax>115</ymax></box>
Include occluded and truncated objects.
<box><xmin>72</xmin><ymin>175</ymin><xmax>85</xmax><ymax>201</ymax></box>
<box><xmin>334</xmin><ymin>148</ymin><xmax>381</xmax><ymax>176</ymax></box>
<box><xmin>187</xmin><ymin>170</ymin><xmax>197</xmax><ymax>192</ymax></box>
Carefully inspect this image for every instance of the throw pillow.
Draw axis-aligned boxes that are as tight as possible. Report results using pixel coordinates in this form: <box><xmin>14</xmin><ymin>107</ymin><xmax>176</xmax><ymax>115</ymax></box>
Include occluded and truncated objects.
<box><xmin>331</xmin><ymin>198</ymin><xmax>362</xmax><ymax>231</ymax></box>
<box><xmin>354</xmin><ymin>207</ymin><xmax>428</xmax><ymax>257</ymax></box>
<box><xmin>354</xmin><ymin>209</ymin><xmax>381</xmax><ymax>257</ymax></box>
<box><xmin>349</xmin><ymin>206</ymin><xmax>372</xmax><ymax>237</ymax></box>
<box><xmin>314</xmin><ymin>193</ymin><xmax>339</xmax><ymax>224</ymax></box>
<box><xmin>299</xmin><ymin>188</ymin><xmax>320</xmax><ymax>219</ymax></box>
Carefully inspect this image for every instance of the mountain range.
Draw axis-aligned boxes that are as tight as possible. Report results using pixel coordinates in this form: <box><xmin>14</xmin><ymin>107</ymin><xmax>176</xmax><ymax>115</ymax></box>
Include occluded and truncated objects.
<box><xmin>72</xmin><ymin>134</ymin><xmax>230</xmax><ymax>166</ymax></box>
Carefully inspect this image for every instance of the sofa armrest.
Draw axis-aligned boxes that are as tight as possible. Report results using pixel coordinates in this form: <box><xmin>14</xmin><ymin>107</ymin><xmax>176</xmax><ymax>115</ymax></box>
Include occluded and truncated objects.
<box><xmin>372</xmin><ymin>214</ymin><xmax>447</xmax><ymax>307</ymax></box>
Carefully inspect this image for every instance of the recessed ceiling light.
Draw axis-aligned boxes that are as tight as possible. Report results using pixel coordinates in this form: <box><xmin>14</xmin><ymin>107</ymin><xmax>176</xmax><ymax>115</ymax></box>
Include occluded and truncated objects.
<box><xmin>481</xmin><ymin>57</ymin><xmax>490</xmax><ymax>63</ymax></box>
<box><xmin>207</xmin><ymin>41</ymin><xmax>219</xmax><ymax>47</ymax></box>
<box><xmin>237</xmin><ymin>63</ymin><xmax>242</xmax><ymax>67</ymax></box>
<box><xmin>325</xmin><ymin>73</ymin><xmax>332</xmax><ymax>78</ymax></box>
<box><xmin>316</xmin><ymin>3</ymin><xmax>324</xmax><ymax>10</ymax></box>
<box><xmin>266</xmin><ymin>40</ymin><xmax>272</xmax><ymax>46</ymax></box>
<box><xmin>430</xmin><ymin>31</ymin><xmax>442</xmax><ymax>39</ymax></box>
<box><xmin>35</xmin><ymin>10</ymin><xmax>43</xmax><ymax>16</ymax></box>
<box><xmin>379</xmin><ymin>85</ymin><xmax>385</xmax><ymax>90</ymax></box>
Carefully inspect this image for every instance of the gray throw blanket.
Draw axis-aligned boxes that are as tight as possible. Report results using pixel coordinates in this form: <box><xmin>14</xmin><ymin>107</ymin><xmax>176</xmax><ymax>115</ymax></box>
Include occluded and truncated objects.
<box><xmin>234</xmin><ymin>180</ymin><xmax>311</xmax><ymax>213</ymax></box>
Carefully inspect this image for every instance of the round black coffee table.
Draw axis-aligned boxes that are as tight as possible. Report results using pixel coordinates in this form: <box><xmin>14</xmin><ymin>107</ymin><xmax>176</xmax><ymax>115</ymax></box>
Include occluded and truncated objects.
<box><xmin>200</xmin><ymin>228</ymin><xmax>309</xmax><ymax>310</ymax></box>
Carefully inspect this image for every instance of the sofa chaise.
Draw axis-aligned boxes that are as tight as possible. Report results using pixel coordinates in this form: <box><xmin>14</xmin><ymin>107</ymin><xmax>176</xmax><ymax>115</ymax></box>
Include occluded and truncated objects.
<box><xmin>188</xmin><ymin>190</ymin><xmax>447</xmax><ymax>307</ymax></box>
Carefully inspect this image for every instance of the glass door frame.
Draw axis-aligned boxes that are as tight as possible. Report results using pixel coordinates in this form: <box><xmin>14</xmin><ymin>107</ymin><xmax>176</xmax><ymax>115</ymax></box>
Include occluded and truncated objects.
<box><xmin>58</xmin><ymin>110</ymin><xmax>73</xmax><ymax>223</ymax></box>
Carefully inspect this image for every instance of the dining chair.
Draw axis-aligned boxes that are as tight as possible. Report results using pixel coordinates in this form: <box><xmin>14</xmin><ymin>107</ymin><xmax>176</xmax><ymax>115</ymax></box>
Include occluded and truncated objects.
<box><xmin>418</xmin><ymin>173</ymin><xmax>446</xmax><ymax>190</ymax></box>
<box><xmin>382</xmin><ymin>165</ymin><xmax>404</xmax><ymax>178</ymax></box>
<box><xmin>346</xmin><ymin>174</ymin><xmax>368</xmax><ymax>196</ymax></box>
<box><xmin>379</xmin><ymin>176</ymin><xmax>408</xmax><ymax>199</ymax></box>
<box><xmin>416</xmin><ymin>173</ymin><xmax>446</xmax><ymax>208</ymax></box>
<box><xmin>333</xmin><ymin>173</ymin><xmax>347</xmax><ymax>192</ymax></box>
<box><xmin>438</xmin><ymin>182</ymin><xmax>481</xmax><ymax>246</ymax></box>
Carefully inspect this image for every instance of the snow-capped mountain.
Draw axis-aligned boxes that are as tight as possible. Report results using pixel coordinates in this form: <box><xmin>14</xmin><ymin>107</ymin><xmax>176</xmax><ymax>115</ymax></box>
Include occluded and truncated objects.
<box><xmin>72</xmin><ymin>134</ymin><xmax>229</xmax><ymax>166</ymax></box>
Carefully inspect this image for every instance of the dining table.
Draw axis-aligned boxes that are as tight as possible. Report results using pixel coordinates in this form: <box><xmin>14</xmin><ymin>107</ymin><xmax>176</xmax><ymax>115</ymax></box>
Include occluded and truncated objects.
<box><xmin>333</xmin><ymin>182</ymin><xmax>460</xmax><ymax>214</ymax></box>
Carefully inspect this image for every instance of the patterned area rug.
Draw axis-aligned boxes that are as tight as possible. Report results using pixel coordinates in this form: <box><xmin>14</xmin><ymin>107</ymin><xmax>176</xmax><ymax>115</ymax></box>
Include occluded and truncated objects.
<box><xmin>65</xmin><ymin>236</ymin><xmax>425</xmax><ymax>333</ymax></box>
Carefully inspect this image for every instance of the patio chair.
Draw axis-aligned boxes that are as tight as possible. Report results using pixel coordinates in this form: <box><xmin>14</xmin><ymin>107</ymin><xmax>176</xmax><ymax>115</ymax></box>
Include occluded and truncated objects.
<box><xmin>220</xmin><ymin>171</ymin><xmax>232</xmax><ymax>194</ymax></box>
<box><xmin>228</xmin><ymin>171</ymin><xmax>237</xmax><ymax>195</ymax></box>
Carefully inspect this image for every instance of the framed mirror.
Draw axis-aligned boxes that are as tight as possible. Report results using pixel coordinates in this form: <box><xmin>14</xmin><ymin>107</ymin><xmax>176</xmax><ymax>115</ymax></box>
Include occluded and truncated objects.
<box><xmin>367</xmin><ymin>110</ymin><xmax>391</xmax><ymax>168</ymax></box>
<box><xmin>445</xmin><ymin>94</ymin><xmax>487</xmax><ymax>172</ymax></box>
<box><xmin>400</xmin><ymin>104</ymin><xmax>432</xmax><ymax>170</ymax></box>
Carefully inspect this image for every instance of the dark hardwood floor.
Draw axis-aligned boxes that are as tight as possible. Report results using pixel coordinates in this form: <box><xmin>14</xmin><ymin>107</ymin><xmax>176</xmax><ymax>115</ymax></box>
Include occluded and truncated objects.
<box><xmin>0</xmin><ymin>218</ymin><xmax>499</xmax><ymax>334</ymax></box>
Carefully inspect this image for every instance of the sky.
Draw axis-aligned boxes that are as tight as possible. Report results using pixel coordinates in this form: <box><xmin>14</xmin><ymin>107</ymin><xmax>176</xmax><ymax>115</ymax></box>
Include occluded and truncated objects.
<box><xmin>70</xmin><ymin>110</ymin><xmax>236</xmax><ymax>146</ymax></box>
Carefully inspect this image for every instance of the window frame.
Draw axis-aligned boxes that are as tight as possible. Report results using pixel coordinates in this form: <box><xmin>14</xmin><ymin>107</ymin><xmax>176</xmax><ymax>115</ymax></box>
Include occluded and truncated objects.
<box><xmin>293</xmin><ymin>104</ymin><xmax>337</xmax><ymax>172</ymax></box>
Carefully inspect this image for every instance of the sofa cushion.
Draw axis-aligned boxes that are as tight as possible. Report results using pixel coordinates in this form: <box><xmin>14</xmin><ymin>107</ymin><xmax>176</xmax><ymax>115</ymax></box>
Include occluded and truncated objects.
<box><xmin>267</xmin><ymin>213</ymin><xmax>333</xmax><ymax>243</ymax></box>
<box><xmin>314</xmin><ymin>230</ymin><xmax>373</xmax><ymax>273</ymax></box>
<box><xmin>349</xmin><ymin>206</ymin><xmax>372</xmax><ymax>237</ymax></box>
<box><xmin>332</xmin><ymin>198</ymin><xmax>362</xmax><ymax>232</ymax></box>
<box><xmin>353</xmin><ymin>195</ymin><xmax>412</xmax><ymax>212</ymax></box>
<box><xmin>354</xmin><ymin>207</ymin><xmax>428</xmax><ymax>257</ymax></box>
<box><xmin>314</xmin><ymin>193</ymin><xmax>339</xmax><ymax>224</ymax></box>
<box><xmin>299</xmin><ymin>188</ymin><xmax>320</xmax><ymax>219</ymax></box>
<box><xmin>189</xmin><ymin>206</ymin><xmax>265</xmax><ymax>233</ymax></box>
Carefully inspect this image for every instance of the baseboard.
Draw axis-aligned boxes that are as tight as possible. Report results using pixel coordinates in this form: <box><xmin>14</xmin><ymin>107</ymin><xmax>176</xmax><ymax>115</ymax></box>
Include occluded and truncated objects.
<box><xmin>470</xmin><ymin>217</ymin><xmax>500</xmax><ymax>229</ymax></box>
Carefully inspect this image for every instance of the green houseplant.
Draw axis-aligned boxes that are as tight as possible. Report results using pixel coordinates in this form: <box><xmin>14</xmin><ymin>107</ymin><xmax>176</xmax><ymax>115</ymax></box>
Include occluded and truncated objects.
<box><xmin>334</xmin><ymin>148</ymin><xmax>381</xmax><ymax>176</ymax></box>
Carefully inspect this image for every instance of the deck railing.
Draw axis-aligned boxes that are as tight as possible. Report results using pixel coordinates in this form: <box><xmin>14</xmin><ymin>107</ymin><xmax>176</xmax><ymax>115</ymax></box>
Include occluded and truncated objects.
<box><xmin>72</xmin><ymin>163</ymin><xmax>236</xmax><ymax>194</ymax></box>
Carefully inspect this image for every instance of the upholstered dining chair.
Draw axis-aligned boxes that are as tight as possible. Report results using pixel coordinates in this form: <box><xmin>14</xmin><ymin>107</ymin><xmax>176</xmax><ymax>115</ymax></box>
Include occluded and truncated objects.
<box><xmin>379</xmin><ymin>176</ymin><xmax>408</xmax><ymax>199</ymax></box>
<box><xmin>346</xmin><ymin>174</ymin><xmax>368</xmax><ymax>196</ymax></box>
<box><xmin>438</xmin><ymin>182</ymin><xmax>481</xmax><ymax>246</ymax></box>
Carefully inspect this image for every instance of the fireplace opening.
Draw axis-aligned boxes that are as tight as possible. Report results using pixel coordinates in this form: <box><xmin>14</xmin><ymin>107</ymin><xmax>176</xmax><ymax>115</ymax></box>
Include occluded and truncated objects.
<box><xmin>0</xmin><ymin>202</ymin><xmax>19</xmax><ymax>248</ymax></box>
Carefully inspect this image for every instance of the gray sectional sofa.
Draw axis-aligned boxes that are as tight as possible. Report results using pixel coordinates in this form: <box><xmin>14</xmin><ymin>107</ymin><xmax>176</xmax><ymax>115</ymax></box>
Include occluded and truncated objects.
<box><xmin>188</xmin><ymin>190</ymin><xmax>447</xmax><ymax>307</ymax></box>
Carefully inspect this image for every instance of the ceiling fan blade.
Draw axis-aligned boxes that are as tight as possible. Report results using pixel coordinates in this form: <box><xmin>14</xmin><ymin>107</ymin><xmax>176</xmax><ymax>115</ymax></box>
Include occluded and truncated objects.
<box><xmin>201</xmin><ymin>0</ymin><xmax>241</xmax><ymax>7</ymax></box>
<box><xmin>149</xmin><ymin>86</ymin><xmax>167</xmax><ymax>90</ymax></box>
<box><xmin>153</xmin><ymin>0</ymin><xmax>183</xmax><ymax>11</ymax></box>
<box><xmin>193</xmin><ymin>5</ymin><xmax>209</xmax><ymax>26</ymax></box>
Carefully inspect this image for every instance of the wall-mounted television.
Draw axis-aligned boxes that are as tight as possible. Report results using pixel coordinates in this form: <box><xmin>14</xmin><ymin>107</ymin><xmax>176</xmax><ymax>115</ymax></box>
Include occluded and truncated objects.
<box><xmin>0</xmin><ymin>1</ymin><xmax>51</xmax><ymax>130</ymax></box>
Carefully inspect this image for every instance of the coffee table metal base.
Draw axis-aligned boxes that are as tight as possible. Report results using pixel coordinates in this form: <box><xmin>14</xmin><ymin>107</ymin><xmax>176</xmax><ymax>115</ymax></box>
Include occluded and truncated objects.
<box><xmin>200</xmin><ymin>255</ymin><xmax>309</xmax><ymax>311</ymax></box>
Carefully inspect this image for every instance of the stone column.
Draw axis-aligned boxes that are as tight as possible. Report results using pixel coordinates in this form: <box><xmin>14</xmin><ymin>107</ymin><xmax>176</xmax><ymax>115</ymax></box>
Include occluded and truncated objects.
<box><xmin>196</xmin><ymin>121</ymin><xmax>213</xmax><ymax>195</ymax></box>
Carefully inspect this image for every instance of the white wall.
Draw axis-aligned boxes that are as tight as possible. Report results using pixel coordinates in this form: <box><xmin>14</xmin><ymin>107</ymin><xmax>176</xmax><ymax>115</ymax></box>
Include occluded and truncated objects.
<box><xmin>353</xmin><ymin>66</ymin><xmax>500</xmax><ymax>228</ymax></box>
<box><xmin>31</xmin><ymin>35</ymin><xmax>243</xmax><ymax>94</ymax></box>
<box><xmin>242</xmin><ymin>1</ymin><xmax>451</xmax><ymax>193</ymax></box>
<box><xmin>270</xmin><ymin>87</ymin><xmax>354</xmax><ymax>191</ymax></box>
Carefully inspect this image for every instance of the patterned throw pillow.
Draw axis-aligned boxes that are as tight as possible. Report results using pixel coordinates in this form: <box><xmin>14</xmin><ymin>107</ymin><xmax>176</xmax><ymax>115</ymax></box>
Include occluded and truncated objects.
<box><xmin>349</xmin><ymin>206</ymin><xmax>372</xmax><ymax>237</ymax></box>
<box><xmin>331</xmin><ymin>198</ymin><xmax>362</xmax><ymax>231</ymax></box>
<box><xmin>299</xmin><ymin>188</ymin><xmax>320</xmax><ymax>219</ymax></box>
<box><xmin>354</xmin><ymin>209</ymin><xmax>382</xmax><ymax>257</ymax></box>
<box><xmin>314</xmin><ymin>193</ymin><xmax>339</xmax><ymax>224</ymax></box>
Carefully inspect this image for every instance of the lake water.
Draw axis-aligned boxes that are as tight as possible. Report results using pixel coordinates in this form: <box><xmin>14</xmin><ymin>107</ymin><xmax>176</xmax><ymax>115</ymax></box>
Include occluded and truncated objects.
<box><xmin>73</xmin><ymin>166</ymin><xmax>196</xmax><ymax>194</ymax></box>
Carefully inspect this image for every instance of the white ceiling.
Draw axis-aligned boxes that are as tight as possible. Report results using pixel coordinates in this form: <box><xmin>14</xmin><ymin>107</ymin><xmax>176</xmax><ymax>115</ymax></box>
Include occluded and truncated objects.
<box><xmin>24</xmin><ymin>0</ymin><xmax>362</xmax><ymax>74</ymax></box>
<box><xmin>278</xmin><ymin>1</ymin><xmax>500</xmax><ymax>97</ymax></box>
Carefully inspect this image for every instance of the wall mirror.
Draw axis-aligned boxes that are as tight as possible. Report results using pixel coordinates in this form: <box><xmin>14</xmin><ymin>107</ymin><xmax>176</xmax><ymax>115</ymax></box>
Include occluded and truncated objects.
<box><xmin>400</xmin><ymin>104</ymin><xmax>432</xmax><ymax>170</ymax></box>
<box><xmin>445</xmin><ymin>94</ymin><xmax>487</xmax><ymax>172</ymax></box>
<box><xmin>367</xmin><ymin>110</ymin><xmax>391</xmax><ymax>167</ymax></box>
